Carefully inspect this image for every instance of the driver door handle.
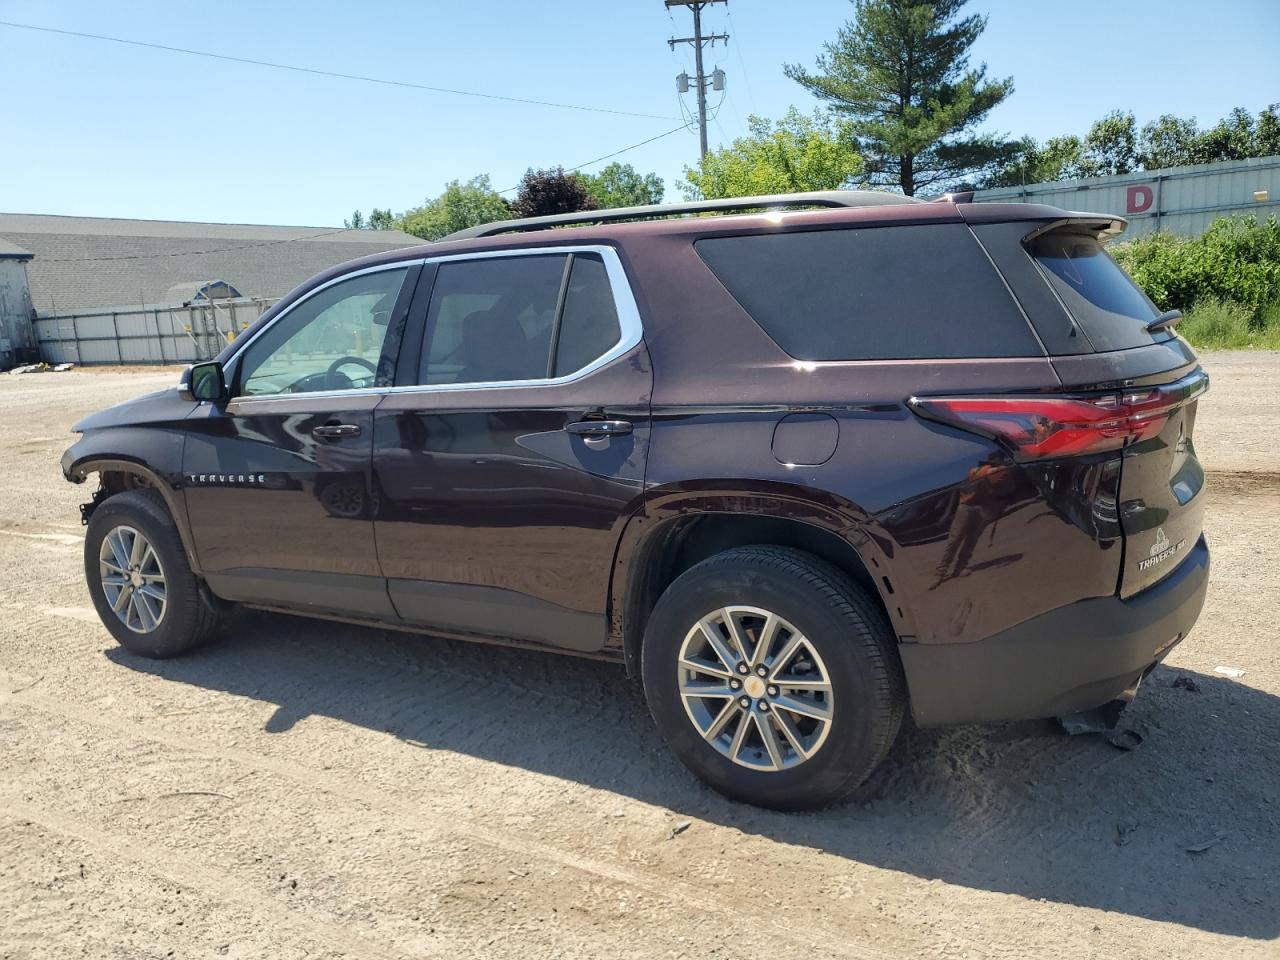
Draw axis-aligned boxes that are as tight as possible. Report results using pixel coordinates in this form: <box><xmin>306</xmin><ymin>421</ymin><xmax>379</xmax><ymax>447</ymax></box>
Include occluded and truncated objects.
<box><xmin>312</xmin><ymin>423</ymin><xmax>362</xmax><ymax>440</ymax></box>
<box><xmin>565</xmin><ymin>419</ymin><xmax>632</xmax><ymax>438</ymax></box>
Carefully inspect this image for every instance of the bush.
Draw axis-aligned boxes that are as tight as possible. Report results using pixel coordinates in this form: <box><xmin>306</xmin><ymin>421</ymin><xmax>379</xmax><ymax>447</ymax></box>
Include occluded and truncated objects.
<box><xmin>1110</xmin><ymin>215</ymin><xmax>1280</xmax><ymax>322</ymax></box>
<box><xmin>1177</xmin><ymin>298</ymin><xmax>1256</xmax><ymax>349</ymax></box>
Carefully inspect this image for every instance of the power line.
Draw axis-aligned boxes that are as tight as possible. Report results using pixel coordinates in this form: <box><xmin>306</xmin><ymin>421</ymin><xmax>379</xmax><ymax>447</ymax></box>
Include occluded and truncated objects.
<box><xmin>723</xmin><ymin>4</ymin><xmax>758</xmax><ymax>116</ymax></box>
<box><xmin>497</xmin><ymin>124</ymin><xmax>690</xmax><ymax>194</ymax></box>
<box><xmin>0</xmin><ymin>19</ymin><xmax>679</xmax><ymax>121</ymax></box>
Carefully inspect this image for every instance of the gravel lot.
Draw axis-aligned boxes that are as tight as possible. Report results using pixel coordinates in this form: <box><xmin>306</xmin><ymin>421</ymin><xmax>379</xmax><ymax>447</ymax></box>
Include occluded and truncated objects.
<box><xmin>1</xmin><ymin>355</ymin><xmax>1277</xmax><ymax>959</ymax></box>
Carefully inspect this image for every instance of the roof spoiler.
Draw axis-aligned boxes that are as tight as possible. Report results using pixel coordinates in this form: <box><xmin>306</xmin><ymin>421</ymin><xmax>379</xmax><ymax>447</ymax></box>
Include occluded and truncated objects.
<box><xmin>1021</xmin><ymin>215</ymin><xmax>1128</xmax><ymax>242</ymax></box>
<box><xmin>441</xmin><ymin>190</ymin><xmax>924</xmax><ymax>241</ymax></box>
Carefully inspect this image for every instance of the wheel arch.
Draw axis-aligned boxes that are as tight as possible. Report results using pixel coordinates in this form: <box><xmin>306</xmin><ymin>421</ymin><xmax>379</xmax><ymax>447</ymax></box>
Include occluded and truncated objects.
<box><xmin>609</xmin><ymin>490</ymin><xmax>906</xmax><ymax>678</ymax></box>
<box><xmin>65</xmin><ymin>456</ymin><xmax>202</xmax><ymax>575</ymax></box>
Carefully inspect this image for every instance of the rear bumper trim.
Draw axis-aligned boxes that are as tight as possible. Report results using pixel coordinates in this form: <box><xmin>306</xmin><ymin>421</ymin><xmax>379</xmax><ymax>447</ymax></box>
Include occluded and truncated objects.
<box><xmin>900</xmin><ymin>535</ymin><xmax>1210</xmax><ymax>726</ymax></box>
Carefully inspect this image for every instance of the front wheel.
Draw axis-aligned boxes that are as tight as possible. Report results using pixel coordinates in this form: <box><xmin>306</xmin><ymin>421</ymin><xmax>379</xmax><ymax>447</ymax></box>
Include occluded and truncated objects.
<box><xmin>641</xmin><ymin>546</ymin><xmax>905</xmax><ymax>810</ymax></box>
<box><xmin>84</xmin><ymin>489</ymin><xmax>221</xmax><ymax>658</ymax></box>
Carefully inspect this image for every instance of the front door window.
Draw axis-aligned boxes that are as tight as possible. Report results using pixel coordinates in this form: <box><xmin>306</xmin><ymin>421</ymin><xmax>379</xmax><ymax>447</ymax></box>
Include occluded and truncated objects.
<box><xmin>237</xmin><ymin>267</ymin><xmax>409</xmax><ymax>396</ymax></box>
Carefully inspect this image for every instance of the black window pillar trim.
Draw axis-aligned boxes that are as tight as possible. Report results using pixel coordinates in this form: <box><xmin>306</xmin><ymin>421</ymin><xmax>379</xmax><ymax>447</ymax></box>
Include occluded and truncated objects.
<box><xmin>545</xmin><ymin>253</ymin><xmax>576</xmax><ymax>379</ymax></box>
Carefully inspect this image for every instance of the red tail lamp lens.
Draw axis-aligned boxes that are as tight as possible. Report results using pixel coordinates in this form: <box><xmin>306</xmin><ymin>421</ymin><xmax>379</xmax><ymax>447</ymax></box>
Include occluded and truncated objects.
<box><xmin>912</xmin><ymin>390</ymin><xmax>1181</xmax><ymax>460</ymax></box>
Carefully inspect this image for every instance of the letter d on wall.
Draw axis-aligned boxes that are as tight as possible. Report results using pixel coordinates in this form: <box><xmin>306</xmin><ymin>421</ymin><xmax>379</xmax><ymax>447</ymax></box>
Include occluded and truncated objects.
<box><xmin>1126</xmin><ymin>185</ymin><xmax>1154</xmax><ymax>214</ymax></box>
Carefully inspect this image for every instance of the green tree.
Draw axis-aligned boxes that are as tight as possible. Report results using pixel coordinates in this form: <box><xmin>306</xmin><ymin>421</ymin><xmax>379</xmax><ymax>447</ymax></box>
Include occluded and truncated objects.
<box><xmin>510</xmin><ymin>167</ymin><xmax>598</xmax><ymax>218</ymax></box>
<box><xmin>1082</xmin><ymin>110</ymin><xmax>1139</xmax><ymax>176</ymax></box>
<box><xmin>682</xmin><ymin>109</ymin><xmax>863</xmax><ymax>199</ymax></box>
<box><xmin>784</xmin><ymin>0</ymin><xmax>1014</xmax><ymax>195</ymax></box>
<box><xmin>1138</xmin><ymin>114</ymin><xmax>1201</xmax><ymax>170</ymax></box>
<box><xmin>1256</xmin><ymin>105</ymin><xmax>1280</xmax><ymax>157</ymax></box>
<box><xmin>344</xmin><ymin>207</ymin><xmax>401</xmax><ymax>231</ymax></box>
<box><xmin>366</xmin><ymin>208</ymin><xmax>396</xmax><ymax>230</ymax></box>
<box><xmin>579</xmin><ymin>162</ymin><xmax>665</xmax><ymax>208</ymax></box>
<box><xmin>398</xmin><ymin>176</ymin><xmax>511</xmax><ymax>241</ymax></box>
<box><xmin>982</xmin><ymin>135</ymin><xmax>1086</xmax><ymax>187</ymax></box>
<box><xmin>1194</xmin><ymin>106</ymin><xmax>1265</xmax><ymax>163</ymax></box>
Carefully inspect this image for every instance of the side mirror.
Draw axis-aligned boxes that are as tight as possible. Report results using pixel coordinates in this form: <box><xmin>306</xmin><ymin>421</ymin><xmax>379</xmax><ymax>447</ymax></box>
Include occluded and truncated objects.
<box><xmin>180</xmin><ymin>361</ymin><xmax>226</xmax><ymax>402</ymax></box>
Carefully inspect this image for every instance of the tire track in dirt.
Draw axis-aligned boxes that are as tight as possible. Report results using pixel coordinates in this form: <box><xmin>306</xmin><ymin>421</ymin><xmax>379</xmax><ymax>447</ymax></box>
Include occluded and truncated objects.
<box><xmin>0</xmin><ymin>800</ymin><xmax>444</xmax><ymax>960</ymax></box>
<box><xmin>0</xmin><ymin>675</ymin><xmax>886</xmax><ymax>960</ymax></box>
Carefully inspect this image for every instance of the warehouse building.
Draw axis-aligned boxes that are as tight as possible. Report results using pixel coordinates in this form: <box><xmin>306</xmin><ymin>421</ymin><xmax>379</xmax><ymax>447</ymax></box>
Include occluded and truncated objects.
<box><xmin>973</xmin><ymin>155</ymin><xmax>1280</xmax><ymax>238</ymax></box>
<box><xmin>0</xmin><ymin>213</ymin><xmax>420</xmax><ymax>365</ymax></box>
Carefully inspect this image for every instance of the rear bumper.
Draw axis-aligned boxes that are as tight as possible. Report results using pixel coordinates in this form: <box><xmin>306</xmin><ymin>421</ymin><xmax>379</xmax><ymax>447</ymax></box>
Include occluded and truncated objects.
<box><xmin>900</xmin><ymin>535</ymin><xmax>1210</xmax><ymax>727</ymax></box>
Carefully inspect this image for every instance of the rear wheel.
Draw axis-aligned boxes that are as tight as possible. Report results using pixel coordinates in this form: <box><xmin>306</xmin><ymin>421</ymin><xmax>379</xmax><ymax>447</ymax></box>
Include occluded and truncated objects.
<box><xmin>85</xmin><ymin>490</ymin><xmax>221</xmax><ymax>658</ymax></box>
<box><xmin>642</xmin><ymin>546</ymin><xmax>905</xmax><ymax>810</ymax></box>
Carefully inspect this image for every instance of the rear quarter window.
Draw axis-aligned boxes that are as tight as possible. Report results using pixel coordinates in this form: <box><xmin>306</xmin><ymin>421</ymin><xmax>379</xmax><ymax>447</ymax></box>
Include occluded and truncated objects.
<box><xmin>694</xmin><ymin>224</ymin><xmax>1042</xmax><ymax>361</ymax></box>
<box><xmin>1027</xmin><ymin>230</ymin><xmax>1165</xmax><ymax>352</ymax></box>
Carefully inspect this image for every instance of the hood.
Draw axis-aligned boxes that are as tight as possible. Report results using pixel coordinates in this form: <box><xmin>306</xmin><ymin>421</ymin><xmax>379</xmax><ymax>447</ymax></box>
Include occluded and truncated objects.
<box><xmin>71</xmin><ymin>386</ymin><xmax>199</xmax><ymax>433</ymax></box>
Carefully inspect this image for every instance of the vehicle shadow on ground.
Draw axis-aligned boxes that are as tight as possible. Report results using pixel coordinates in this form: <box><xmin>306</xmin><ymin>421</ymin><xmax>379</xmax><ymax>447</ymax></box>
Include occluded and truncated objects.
<box><xmin>110</xmin><ymin>613</ymin><xmax>1278</xmax><ymax>939</ymax></box>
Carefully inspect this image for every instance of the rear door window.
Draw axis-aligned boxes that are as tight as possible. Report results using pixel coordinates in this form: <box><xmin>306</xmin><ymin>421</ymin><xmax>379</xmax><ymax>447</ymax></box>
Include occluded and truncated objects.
<box><xmin>417</xmin><ymin>251</ymin><xmax>627</xmax><ymax>386</ymax></box>
<box><xmin>419</xmin><ymin>255</ymin><xmax>567</xmax><ymax>385</ymax></box>
<box><xmin>553</xmin><ymin>254</ymin><xmax>622</xmax><ymax>377</ymax></box>
<box><xmin>695</xmin><ymin>224</ymin><xmax>1041</xmax><ymax>361</ymax></box>
<box><xmin>1027</xmin><ymin>231</ymin><xmax>1164</xmax><ymax>352</ymax></box>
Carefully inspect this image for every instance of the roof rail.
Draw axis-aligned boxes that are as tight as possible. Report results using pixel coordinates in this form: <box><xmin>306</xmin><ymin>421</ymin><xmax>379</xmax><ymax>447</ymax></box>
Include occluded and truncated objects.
<box><xmin>441</xmin><ymin>190</ymin><xmax>923</xmax><ymax>241</ymax></box>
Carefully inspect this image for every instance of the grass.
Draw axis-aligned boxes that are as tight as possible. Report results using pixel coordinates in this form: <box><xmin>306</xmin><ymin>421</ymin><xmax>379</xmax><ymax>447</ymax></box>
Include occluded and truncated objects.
<box><xmin>1177</xmin><ymin>297</ymin><xmax>1280</xmax><ymax>351</ymax></box>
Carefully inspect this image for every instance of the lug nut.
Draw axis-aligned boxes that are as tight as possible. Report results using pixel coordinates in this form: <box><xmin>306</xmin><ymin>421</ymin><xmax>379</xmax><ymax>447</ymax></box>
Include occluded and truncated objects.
<box><xmin>737</xmin><ymin>663</ymin><xmax>749</xmax><ymax>675</ymax></box>
<box><xmin>729</xmin><ymin>679</ymin><xmax>741</xmax><ymax>690</ymax></box>
<box><xmin>767</xmin><ymin>685</ymin><xmax>778</xmax><ymax>697</ymax></box>
<box><xmin>756</xmin><ymin>665</ymin><xmax>767</xmax><ymax>677</ymax></box>
<box><xmin>758</xmin><ymin>701</ymin><xmax>770</xmax><ymax>712</ymax></box>
<box><xmin>738</xmin><ymin>696</ymin><xmax>751</xmax><ymax>709</ymax></box>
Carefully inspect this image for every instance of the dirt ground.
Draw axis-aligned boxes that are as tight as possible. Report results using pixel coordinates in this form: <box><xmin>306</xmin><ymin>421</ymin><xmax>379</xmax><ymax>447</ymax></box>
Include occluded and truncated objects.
<box><xmin>1</xmin><ymin>355</ymin><xmax>1277</xmax><ymax>960</ymax></box>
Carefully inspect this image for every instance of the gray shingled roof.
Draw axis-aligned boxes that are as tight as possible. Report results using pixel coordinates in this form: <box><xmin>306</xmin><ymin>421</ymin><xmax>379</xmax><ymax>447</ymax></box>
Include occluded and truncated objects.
<box><xmin>0</xmin><ymin>238</ymin><xmax>33</xmax><ymax>260</ymax></box>
<box><xmin>0</xmin><ymin>213</ymin><xmax>422</xmax><ymax>314</ymax></box>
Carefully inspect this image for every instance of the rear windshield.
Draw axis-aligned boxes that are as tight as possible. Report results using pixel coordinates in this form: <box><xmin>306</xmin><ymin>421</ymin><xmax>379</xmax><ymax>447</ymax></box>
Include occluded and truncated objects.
<box><xmin>1027</xmin><ymin>231</ymin><xmax>1163</xmax><ymax>351</ymax></box>
<box><xmin>695</xmin><ymin>224</ymin><xmax>1041</xmax><ymax>361</ymax></box>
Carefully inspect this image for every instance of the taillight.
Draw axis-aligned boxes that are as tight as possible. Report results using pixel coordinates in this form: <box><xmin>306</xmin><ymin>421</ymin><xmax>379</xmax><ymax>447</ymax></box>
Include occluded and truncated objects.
<box><xmin>910</xmin><ymin>373</ymin><xmax>1208</xmax><ymax>461</ymax></box>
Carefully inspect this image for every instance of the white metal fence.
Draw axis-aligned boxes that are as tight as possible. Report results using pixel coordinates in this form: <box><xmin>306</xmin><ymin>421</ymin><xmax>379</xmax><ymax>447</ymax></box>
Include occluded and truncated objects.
<box><xmin>33</xmin><ymin>297</ymin><xmax>278</xmax><ymax>365</ymax></box>
<box><xmin>973</xmin><ymin>155</ymin><xmax>1280</xmax><ymax>238</ymax></box>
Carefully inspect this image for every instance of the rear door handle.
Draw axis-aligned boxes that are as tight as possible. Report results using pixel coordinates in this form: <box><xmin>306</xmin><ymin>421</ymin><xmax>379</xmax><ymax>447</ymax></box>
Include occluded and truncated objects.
<box><xmin>312</xmin><ymin>423</ymin><xmax>362</xmax><ymax>440</ymax></box>
<box><xmin>565</xmin><ymin>419</ymin><xmax>632</xmax><ymax>438</ymax></box>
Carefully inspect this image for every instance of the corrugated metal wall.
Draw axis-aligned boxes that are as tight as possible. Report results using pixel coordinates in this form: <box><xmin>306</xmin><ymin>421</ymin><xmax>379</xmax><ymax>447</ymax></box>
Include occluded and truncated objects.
<box><xmin>33</xmin><ymin>297</ymin><xmax>277</xmax><ymax>365</ymax></box>
<box><xmin>0</xmin><ymin>259</ymin><xmax>36</xmax><ymax>367</ymax></box>
<box><xmin>973</xmin><ymin>155</ymin><xmax>1280</xmax><ymax>237</ymax></box>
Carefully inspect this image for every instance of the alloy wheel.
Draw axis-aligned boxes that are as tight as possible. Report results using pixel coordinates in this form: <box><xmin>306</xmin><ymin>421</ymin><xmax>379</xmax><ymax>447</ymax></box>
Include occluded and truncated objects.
<box><xmin>677</xmin><ymin>606</ymin><xmax>833</xmax><ymax>771</ymax></box>
<box><xmin>99</xmin><ymin>524</ymin><xmax>167</xmax><ymax>634</ymax></box>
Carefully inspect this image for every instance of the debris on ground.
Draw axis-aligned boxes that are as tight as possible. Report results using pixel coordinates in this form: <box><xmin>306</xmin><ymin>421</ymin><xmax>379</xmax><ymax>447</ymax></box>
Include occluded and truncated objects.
<box><xmin>1214</xmin><ymin>665</ymin><xmax>1246</xmax><ymax>678</ymax></box>
<box><xmin>1106</xmin><ymin>728</ymin><xmax>1145</xmax><ymax>751</ymax></box>
<box><xmin>1115</xmin><ymin>819</ymin><xmax>1139</xmax><ymax>846</ymax></box>
<box><xmin>7</xmin><ymin>362</ymin><xmax>72</xmax><ymax>375</ymax></box>
<box><xmin>666</xmin><ymin>820</ymin><xmax>692</xmax><ymax>839</ymax></box>
<box><xmin>1058</xmin><ymin>711</ymin><xmax>1109</xmax><ymax>735</ymax></box>
<box><xmin>1172</xmin><ymin>675</ymin><xmax>1201</xmax><ymax>692</ymax></box>
<box><xmin>1184</xmin><ymin>834</ymin><xmax>1226</xmax><ymax>853</ymax></box>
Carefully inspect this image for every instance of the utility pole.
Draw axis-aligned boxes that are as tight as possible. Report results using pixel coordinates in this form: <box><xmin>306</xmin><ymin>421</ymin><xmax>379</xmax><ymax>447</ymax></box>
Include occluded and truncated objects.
<box><xmin>667</xmin><ymin>0</ymin><xmax>728</xmax><ymax>160</ymax></box>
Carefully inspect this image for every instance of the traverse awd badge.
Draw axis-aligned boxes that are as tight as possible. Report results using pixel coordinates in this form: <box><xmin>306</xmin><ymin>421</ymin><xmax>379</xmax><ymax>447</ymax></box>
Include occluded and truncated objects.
<box><xmin>1137</xmin><ymin>527</ymin><xmax>1185</xmax><ymax>572</ymax></box>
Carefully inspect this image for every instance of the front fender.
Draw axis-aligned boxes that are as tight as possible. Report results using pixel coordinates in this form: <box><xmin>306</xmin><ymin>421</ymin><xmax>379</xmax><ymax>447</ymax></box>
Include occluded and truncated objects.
<box><xmin>62</xmin><ymin>438</ymin><xmax>200</xmax><ymax>575</ymax></box>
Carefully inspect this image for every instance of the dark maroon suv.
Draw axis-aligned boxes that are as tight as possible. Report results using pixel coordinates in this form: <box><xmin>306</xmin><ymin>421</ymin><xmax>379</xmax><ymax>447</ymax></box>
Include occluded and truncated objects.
<box><xmin>62</xmin><ymin>191</ymin><xmax>1209</xmax><ymax>809</ymax></box>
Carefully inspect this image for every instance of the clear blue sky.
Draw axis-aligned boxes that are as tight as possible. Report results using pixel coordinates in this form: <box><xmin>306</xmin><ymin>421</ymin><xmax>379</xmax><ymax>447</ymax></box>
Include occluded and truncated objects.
<box><xmin>1</xmin><ymin>0</ymin><xmax>1276</xmax><ymax>226</ymax></box>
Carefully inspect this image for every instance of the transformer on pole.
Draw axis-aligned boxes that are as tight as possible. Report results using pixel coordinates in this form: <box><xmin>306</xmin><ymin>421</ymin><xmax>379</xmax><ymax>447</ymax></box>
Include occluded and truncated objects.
<box><xmin>666</xmin><ymin>0</ymin><xmax>728</xmax><ymax>160</ymax></box>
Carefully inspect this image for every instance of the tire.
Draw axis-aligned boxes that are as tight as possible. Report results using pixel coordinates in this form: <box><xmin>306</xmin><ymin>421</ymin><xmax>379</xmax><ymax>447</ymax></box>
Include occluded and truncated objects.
<box><xmin>84</xmin><ymin>489</ymin><xmax>221</xmax><ymax>658</ymax></box>
<box><xmin>641</xmin><ymin>545</ymin><xmax>905</xmax><ymax>810</ymax></box>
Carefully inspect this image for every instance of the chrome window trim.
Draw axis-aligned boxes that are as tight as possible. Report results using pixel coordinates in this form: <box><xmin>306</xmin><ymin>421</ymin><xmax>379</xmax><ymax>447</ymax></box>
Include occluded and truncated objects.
<box><xmin>386</xmin><ymin>244</ymin><xmax>643</xmax><ymax>395</ymax></box>
<box><xmin>225</xmin><ymin>259</ymin><xmax>423</xmax><ymax>404</ymax></box>
<box><xmin>226</xmin><ymin>245</ymin><xmax>643</xmax><ymax>404</ymax></box>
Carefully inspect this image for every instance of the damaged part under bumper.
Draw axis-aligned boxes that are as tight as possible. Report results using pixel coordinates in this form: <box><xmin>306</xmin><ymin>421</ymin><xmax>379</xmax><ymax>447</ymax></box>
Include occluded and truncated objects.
<box><xmin>899</xmin><ymin>536</ymin><xmax>1210</xmax><ymax>727</ymax></box>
